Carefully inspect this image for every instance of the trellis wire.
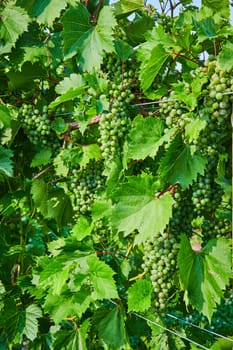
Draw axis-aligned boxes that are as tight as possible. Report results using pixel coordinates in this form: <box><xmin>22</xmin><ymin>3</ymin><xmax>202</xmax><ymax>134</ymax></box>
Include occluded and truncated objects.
<box><xmin>166</xmin><ymin>313</ymin><xmax>233</xmax><ymax>343</ymax></box>
<box><xmin>51</xmin><ymin>91</ymin><xmax>233</xmax><ymax>116</ymax></box>
<box><xmin>108</xmin><ymin>300</ymin><xmax>209</xmax><ymax>350</ymax></box>
<box><xmin>130</xmin><ymin>312</ymin><xmax>210</xmax><ymax>350</ymax></box>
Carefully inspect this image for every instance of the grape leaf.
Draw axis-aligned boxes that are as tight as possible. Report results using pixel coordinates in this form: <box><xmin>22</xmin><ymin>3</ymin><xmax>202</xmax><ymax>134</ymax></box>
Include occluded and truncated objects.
<box><xmin>62</xmin><ymin>4</ymin><xmax>116</xmax><ymax>68</ymax></box>
<box><xmin>202</xmin><ymin>0</ymin><xmax>230</xmax><ymax>19</ymax></box>
<box><xmin>219</xmin><ymin>42</ymin><xmax>233</xmax><ymax>71</ymax></box>
<box><xmin>159</xmin><ymin>133</ymin><xmax>207</xmax><ymax>189</ymax></box>
<box><xmin>114</xmin><ymin>0</ymin><xmax>144</xmax><ymax>15</ymax></box>
<box><xmin>80</xmin><ymin>6</ymin><xmax>117</xmax><ymax>71</ymax></box>
<box><xmin>178</xmin><ymin>235</ymin><xmax>232</xmax><ymax>321</ymax></box>
<box><xmin>139</xmin><ymin>44</ymin><xmax>170</xmax><ymax>92</ymax></box>
<box><xmin>128</xmin><ymin>279</ymin><xmax>152</xmax><ymax>312</ymax></box>
<box><xmin>31</xmin><ymin>0</ymin><xmax>67</xmax><ymax>27</ymax></box>
<box><xmin>80</xmin><ymin>144</ymin><xmax>102</xmax><ymax>168</ymax></box>
<box><xmin>114</xmin><ymin>40</ymin><xmax>134</xmax><ymax>61</ymax></box>
<box><xmin>0</xmin><ymin>104</ymin><xmax>16</xmax><ymax>129</ymax></box>
<box><xmin>53</xmin><ymin>319</ymin><xmax>90</xmax><ymax>350</ymax></box>
<box><xmin>61</xmin><ymin>3</ymin><xmax>90</xmax><ymax>60</ymax></box>
<box><xmin>0</xmin><ymin>3</ymin><xmax>29</xmax><ymax>54</ymax></box>
<box><xmin>111</xmin><ymin>175</ymin><xmax>175</xmax><ymax>245</ymax></box>
<box><xmin>126</xmin><ymin>15</ymin><xmax>154</xmax><ymax>46</ymax></box>
<box><xmin>0</xmin><ymin>147</ymin><xmax>13</xmax><ymax>177</ymax></box>
<box><xmin>87</xmin><ymin>256</ymin><xmax>118</xmax><ymax>299</ymax></box>
<box><xmin>31</xmin><ymin>179</ymin><xmax>48</xmax><ymax>216</ymax></box>
<box><xmin>126</xmin><ymin>115</ymin><xmax>173</xmax><ymax>160</ymax></box>
<box><xmin>24</xmin><ymin>304</ymin><xmax>42</xmax><ymax>341</ymax></box>
<box><xmin>185</xmin><ymin>118</ymin><xmax>207</xmax><ymax>144</ymax></box>
<box><xmin>94</xmin><ymin>306</ymin><xmax>128</xmax><ymax>350</ymax></box>
<box><xmin>31</xmin><ymin>149</ymin><xmax>52</xmax><ymax>167</ymax></box>
<box><xmin>55</xmin><ymin>73</ymin><xmax>84</xmax><ymax>95</ymax></box>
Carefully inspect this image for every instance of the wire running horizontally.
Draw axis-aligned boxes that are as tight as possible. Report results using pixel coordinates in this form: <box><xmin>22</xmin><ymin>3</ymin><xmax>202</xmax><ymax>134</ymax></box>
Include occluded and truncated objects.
<box><xmin>166</xmin><ymin>313</ymin><xmax>233</xmax><ymax>343</ymax></box>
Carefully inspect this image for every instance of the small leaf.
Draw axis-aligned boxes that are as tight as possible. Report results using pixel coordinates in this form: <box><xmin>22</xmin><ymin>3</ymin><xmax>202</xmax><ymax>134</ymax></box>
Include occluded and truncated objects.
<box><xmin>159</xmin><ymin>133</ymin><xmax>207</xmax><ymax>189</ymax></box>
<box><xmin>52</xmin><ymin>117</ymin><xmax>68</xmax><ymax>134</ymax></box>
<box><xmin>31</xmin><ymin>149</ymin><xmax>52</xmax><ymax>167</ymax></box>
<box><xmin>219</xmin><ymin>42</ymin><xmax>233</xmax><ymax>71</ymax></box>
<box><xmin>114</xmin><ymin>40</ymin><xmax>134</xmax><ymax>61</ymax></box>
<box><xmin>24</xmin><ymin>304</ymin><xmax>42</xmax><ymax>341</ymax></box>
<box><xmin>55</xmin><ymin>73</ymin><xmax>84</xmax><ymax>95</ymax></box>
<box><xmin>0</xmin><ymin>147</ymin><xmax>13</xmax><ymax>177</ymax></box>
<box><xmin>128</xmin><ymin>279</ymin><xmax>152</xmax><ymax>312</ymax></box>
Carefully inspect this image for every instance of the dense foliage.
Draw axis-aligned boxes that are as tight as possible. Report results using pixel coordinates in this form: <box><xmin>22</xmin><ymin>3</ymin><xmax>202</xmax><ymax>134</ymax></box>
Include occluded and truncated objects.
<box><xmin>0</xmin><ymin>0</ymin><xmax>232</xmax><ymax>349</ymax></box>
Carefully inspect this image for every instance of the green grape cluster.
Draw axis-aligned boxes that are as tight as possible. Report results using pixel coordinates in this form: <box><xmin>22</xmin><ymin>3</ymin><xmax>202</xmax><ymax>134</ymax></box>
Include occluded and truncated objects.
<box><xmin>99</xmin><ymin>55</ymin><xmax>136</xmax><ymax>162</ymax></box>
<box><xmin>196</xmin><ymin>61</ymin><xmax>232</xmax><ymax>156</ymax></box>
<box><xmin>18</xmin><ymin>103</ymin><xmax>60</xmax><ymax>151</ymax></box>
<box><xmin>191</xmin><ymin>160</ymin><xmax>223</xmax><ymax>215</ymax></box>
<box><xmin>69</xmin><ymin>159</ymin><xmax>105</xmax><ymax>218</ymax></box>
<box><xmin>160</xmin><ymin>92</ymin><xmax>189</xmax><ymax>130</ymax></box>
<box><xmin>142</xmin><ymin>232</ymin><xmax>178</xmax><ymax>310</ymax></box>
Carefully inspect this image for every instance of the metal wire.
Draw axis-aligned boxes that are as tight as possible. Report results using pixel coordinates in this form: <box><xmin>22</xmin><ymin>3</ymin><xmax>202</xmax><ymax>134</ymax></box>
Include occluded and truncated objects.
<box><xmin>166</xmin><ymin>313</ymin><xmax>233</xmax><ymax>343</ymax></box>
<box><xmin>108</xmin><ymin>300</ymin><xmax>209</xmax><ymax>349</ymax></box>
<box><xmin>130</xmin><ymin>312</ymin><xmax>210</xmax><ymax>350</ymax></box>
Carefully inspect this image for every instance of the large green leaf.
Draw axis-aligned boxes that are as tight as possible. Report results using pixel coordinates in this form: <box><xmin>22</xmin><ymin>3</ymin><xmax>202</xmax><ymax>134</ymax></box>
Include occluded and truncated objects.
<box><xmin>31</xmin><ymin>0</ymin><xmax>67</xmax><ymax>27</ymax></box>
<box><xmin>219</xmin><ymin>42</ymin><xmax>233</xmax><ymax>71</ymax></box>
<box><xmin>80</xmin><ymin>6</ymin><xmax>117</xmax><ymax>71</ymax></box>
<box><xmin>159</xmin><ymin>134</ymin><xmax>207</xmax><ymax>189</ymax></box>
<box><xmin>61</xmin><ymin>3</ymin><xmax>90</xmax><ymax>59</ymax></box>
<box><xmin>0</xmin><ymin>3</ymin><xmax>29</xmax><ymax>54</ymax></box>
<box><xmin>94</xmin><ymin>306</ymin><xmax>128</xmax><ymax>350</ymax></box>
<box><xmin>53</xmin><ymin>319</ymin><xmax>90</xmax><ymax>350</ymax></box>
<box><xmin>139</xmin><ymin>44</ymin><xmax>170</xmax><ymax>92</ymax></box>
<box><xmin>178</xmin><ymin>235</ymin><xmax>232</xmax><ymax>321</ymax></box>
<box><xmin>87</xmin><ymin>256</ymin><xmax>118</xmax><ymax>299</ymax></box>
<box><xmin>111</xmin><ymin>175</ymin><xmax>175</xmax><ymax>245</ymax></box>
<box><xmin>126</xmin><ymin>115</ymin><xmax>173</xmax><ymax>160</ymax></box>
<box><xmin>62</xmin><ymin>5</ymin><xmax>116</xmax><ymax>69</ymax></box>
<box><xmin>202</xmin><ymin>0</ymin><xmax>230</xmax><ymax>19</ymax></box>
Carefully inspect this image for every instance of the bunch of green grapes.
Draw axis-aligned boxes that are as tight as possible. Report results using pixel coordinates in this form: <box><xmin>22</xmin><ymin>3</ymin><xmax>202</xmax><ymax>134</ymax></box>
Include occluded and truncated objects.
<box><xmin>195</xmin><ymin>60</ymin><xmax>232</xmax><ymax>156</ymax></box>
<box><xmin>142</xmin><ymin>232</ymin><xmax>179</xmax><ymax>311</ymax></box>
<box><xmin>18</xmin><ymin>103</ymin><xmax>60</xmax><ymax>151</ymax></box>
<box><xmin>69</xmin><ymin>159</ymin><xmax>105</xmax><ymax>218</ymax></box>
<box><xmin>99</xmin><ymin>55</ymin><xmax>137</xmax><ymax>162</ymax></box>
<box><xmin>159</xmin><ymin>91</ymin><xmax>189</xmax><ymax>130</ymax></box>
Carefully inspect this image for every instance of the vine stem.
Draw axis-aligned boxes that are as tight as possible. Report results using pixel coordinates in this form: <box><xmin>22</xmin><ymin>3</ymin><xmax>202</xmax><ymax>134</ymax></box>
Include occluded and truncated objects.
<box><xmin>171</xmin><ymin>52</ymin><xmax>200</xmax><ymax>65</ymax></box>
<box><xmin>129</xmin><ymin>271</ymin><xmax>146</xmax><ymax>282</ymax></box>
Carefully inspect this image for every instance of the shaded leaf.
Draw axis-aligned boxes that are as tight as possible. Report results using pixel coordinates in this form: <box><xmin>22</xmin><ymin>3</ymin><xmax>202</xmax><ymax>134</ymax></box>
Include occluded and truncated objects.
<box><xmin>159</xmin><ymin>133</ymin><xmax>207</xmax><ymax>189</ymax></box>
<box><xmin>31</xmin><ymin>149</ymin><xmax>52</xmax><ymax>167</ymax></box>
<box><xmin>24</xmin><ymin>304</ymin><xmax>42</xmax><ymax>341</ymax></box>
<box><xmin>0</xmin><ymin>3</ymin><xmax>29</xmax><ymax>54</ymax></box>
<box><xmin>94</xmin><ymin>306</ymin><xmax>128</xmax><ymax>350</ymax></box>
<box><xmin>0</xmin><ymin>147</ymin><xmax>13</xmax><ymax>177</ymax></box>
<box><xmin>178</xmin><ymin>235</ymin><xmax>232</xmax><ymax>321</ymax></box>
